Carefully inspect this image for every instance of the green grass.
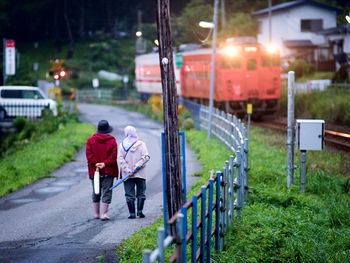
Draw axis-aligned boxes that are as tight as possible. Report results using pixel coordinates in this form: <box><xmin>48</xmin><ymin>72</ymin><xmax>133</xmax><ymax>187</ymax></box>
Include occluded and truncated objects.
<box><xmin>116</xmin><ymin>124</ymin><xmax>350</xmax><ymax>262</ymax></box>
<box><xmin>213</xmin><ymin>127</ymin><xmax>350</xmax><ymax>262</ymax></box>
<box><xmin>0</xmin><ymin>122</ymin><xmax>94</xmax><ymax>197</ymax></box>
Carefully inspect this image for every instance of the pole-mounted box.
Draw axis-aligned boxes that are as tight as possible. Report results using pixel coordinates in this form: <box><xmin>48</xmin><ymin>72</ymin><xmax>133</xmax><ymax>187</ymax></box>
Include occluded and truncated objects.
<box><xmin>296</xmin><ymin>119</ymin><xmax>325</xmax><ymax>150</ymax></box>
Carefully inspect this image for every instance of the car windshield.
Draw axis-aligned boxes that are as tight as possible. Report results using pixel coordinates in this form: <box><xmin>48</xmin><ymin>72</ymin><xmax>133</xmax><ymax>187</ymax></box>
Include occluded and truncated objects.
<box><xmin>22</xmin><ymin>90</ymin><xmax>44</xmax><ymax>99</ymax></box>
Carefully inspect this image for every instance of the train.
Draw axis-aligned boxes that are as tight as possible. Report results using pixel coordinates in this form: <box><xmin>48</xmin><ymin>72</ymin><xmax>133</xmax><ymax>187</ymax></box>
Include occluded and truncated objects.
<box><xmin>135</xmin><ymin>37</ymin><xmax>281</xmax><ymax>115</ymax></box>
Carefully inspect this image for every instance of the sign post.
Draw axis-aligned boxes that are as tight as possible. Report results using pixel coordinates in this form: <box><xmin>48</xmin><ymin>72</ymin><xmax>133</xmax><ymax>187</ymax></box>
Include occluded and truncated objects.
<box><xmin>3</xmin><ymin>39</ymin><xmax>16</xmax><ymax>84</ymax></box>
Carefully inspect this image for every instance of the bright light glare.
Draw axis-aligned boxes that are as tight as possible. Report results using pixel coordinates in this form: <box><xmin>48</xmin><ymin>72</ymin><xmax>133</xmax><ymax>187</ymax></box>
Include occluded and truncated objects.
<box><xmin>266</xmin><ymin>44</ymin><xmax>277</xmax><ymax>54</ymax></box>
<box><xmin>198</xmin><ymin>21</ymin><xmax>214</xmax><ymax>29</ymax></box>
<box><xmin>154</xmin><ymin>39</ymin><xmax>159</xmax><ymax>46</ymax></box>
<box><xmin>136</xmin><ymin>31</ymin><xmax>142</xmax><ymax>37</ymax></box>
<box><xmin>59</xmin><ymin>70</ymin><xmax>66</xmax><ymax>77</ymax></box>
<box><xmin>346</xmin><ymin>15</ymin><xmax>350</xmax><ymax>24</ymax></box>
<box><xmin>244</xmin><ymin>46</ymin><xmax>257</xmax><ymax>52</ymax></box>
<box><xmin>223</xmin><ymin>46</ymin><xmax>240</xmax><ymax>57</ymax></box>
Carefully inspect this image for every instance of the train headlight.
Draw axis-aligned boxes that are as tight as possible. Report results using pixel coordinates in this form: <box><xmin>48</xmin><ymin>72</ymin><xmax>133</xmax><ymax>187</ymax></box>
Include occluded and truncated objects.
<box><xmin>223</xmin><ymin>46</ymin><xmax>240</xmax><ymax>57</ymax></box>
<box><xmin>266</xmin><ymin>44</ymin><xmax>277</xmax><ymax>54</ymax></box>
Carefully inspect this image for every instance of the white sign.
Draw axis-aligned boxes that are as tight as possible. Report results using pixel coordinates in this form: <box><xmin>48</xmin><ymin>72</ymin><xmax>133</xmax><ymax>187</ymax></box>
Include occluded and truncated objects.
<box><xmin>5</xmin><ymin>40</ymin><xmax>16</xmax><ymax>75</ymax></box>
<box><xmin>92</xmin><ymin>78</ymin><xmax>99</xmax><ymax>88</ymax></box>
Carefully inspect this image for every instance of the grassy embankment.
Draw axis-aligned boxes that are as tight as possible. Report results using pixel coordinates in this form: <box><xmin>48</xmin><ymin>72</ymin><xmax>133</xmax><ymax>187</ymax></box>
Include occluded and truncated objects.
<box><xmin>0</xmin><ymin>119</ymin><xmax>94</xmax><ymax>197</ymax></box>
<box><xmin>116</xmin><ymin>105</ymin><xmax>350</xmax><ymax>262</ymax></box>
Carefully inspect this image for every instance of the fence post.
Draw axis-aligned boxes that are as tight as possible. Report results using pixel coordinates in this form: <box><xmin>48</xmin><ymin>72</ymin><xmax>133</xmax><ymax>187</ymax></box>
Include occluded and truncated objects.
<box><xmin>176</xmin><ymin>213</ymin><xmax>185</xmax><ymax>263</ymax></box>
<box><xmin>207</xmin><ymin>178</ymin><xmax>214</xmax><ymax>262</ymax></box>
<box><xmin>244</xmin><ymin>137</ymin><xmax>249</xmax><ymax>203</ymax></box>
<box><xmin>143</xmin><ymin>249</ymin><xmax>151</xmax><ymax>263</ymax></box>
<box><xmin>200</xmin><ymin>186</ymin><xmax>207</xmax><ymax>263</ymax></box>
<box><xmin>192</xmin><ymin>195</ymin><xmax>198</xmax><ymax>263</ymax></box>
<box><xmin>181</xmin><ymin>207</ymin><xmax>187</xmax><ymax>262</ymax></box>
<box><xmin>236</xmin><ymin>147</ymin><xmax>242</xmax><ymax>218</ymax></box>
<box><xmin>229</xmin><ymin>156</ymin><xmax>235</xmax><ymax>225</ymax></box>
<box><xmin>215</xmin><ymin>171</ymin><xmax>221</xmax><ymax>250</ymax></box>
<box><xmin>223</xmin><ymin>161</ymin><xmax>229</xmax><ymax>232</ymax></box>
<box><xmin>158</xmin><ymin>228</ymin><xmax>165</xmax><ymax>263</ymax></box>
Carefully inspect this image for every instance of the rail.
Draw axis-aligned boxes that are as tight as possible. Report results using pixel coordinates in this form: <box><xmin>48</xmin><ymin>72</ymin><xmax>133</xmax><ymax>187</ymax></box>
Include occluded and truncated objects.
<box><xmin>0</xmin><ymin>101</ymin><xmax>50</xmax><ymax>121</ymax></box>
<box><xmin>143</xmin><ymin>99</ymin><xmax>249</xmax><ymax>262</ymax></box>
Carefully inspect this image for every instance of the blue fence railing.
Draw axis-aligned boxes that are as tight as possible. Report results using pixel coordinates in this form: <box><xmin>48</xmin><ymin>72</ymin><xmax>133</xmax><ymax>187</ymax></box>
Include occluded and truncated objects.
<box><xmin>143</xmin><ymin>100</ymin><xmax>249</xmax><ymax>263</ymax></box>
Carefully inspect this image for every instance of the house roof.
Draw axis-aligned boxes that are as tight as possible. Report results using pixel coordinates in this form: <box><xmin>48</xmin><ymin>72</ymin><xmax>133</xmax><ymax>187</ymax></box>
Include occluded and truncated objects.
<box><xmin>318</xmin><ymin>24</ymin><xmax>350</xmax><ymax>35</ymax></box>
<box><xmin>283</xmin><ymin>40</ymin><xmax>316</xmax><ymax>48</ymax></box>
<box><xmin>252</xmin><ymin>0</ymin><xmax>341</xmax><ymax>17</ymax></box>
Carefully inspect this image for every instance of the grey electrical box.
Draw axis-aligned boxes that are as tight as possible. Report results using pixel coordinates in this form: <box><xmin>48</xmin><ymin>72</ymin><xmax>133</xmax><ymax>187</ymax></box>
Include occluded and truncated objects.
<box><xmin>296</xmin><ymin>119</ymin><xmax>325</xmax><ymax>150</ymax></box>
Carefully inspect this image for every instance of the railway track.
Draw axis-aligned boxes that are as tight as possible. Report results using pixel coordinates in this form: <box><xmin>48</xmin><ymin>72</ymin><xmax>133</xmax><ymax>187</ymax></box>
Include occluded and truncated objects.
<box><xmin>254</xmin><ymin>121</ymin><xmax>350</xmax><ymax>153</ymax></box>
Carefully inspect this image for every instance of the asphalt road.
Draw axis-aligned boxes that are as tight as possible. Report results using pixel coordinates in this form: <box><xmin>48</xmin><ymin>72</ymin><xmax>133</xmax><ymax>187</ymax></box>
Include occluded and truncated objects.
<box><xmin>0</xmin><ymin>103</ymin><xmax>201</xmax><ymax>263</ymax></box>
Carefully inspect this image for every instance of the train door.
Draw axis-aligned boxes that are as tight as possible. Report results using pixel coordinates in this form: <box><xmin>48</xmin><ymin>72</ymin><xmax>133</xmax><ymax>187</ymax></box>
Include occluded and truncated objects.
<box><xmin>217</xmin><ymin>52</ymin><xmax>246</xmax><ymax>103</ymax></box>
<box><xmin>244</xmin><ymin>50</ymin><xmax>259</xmax><ymax>101</ymax></box>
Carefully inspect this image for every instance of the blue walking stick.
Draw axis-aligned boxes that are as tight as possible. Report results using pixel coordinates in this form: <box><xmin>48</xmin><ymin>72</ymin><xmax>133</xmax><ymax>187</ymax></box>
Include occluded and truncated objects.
<box><xmin>109</xmin><ymin>155</ymin><xmax>150</xmax><ymax>190</ymax></box>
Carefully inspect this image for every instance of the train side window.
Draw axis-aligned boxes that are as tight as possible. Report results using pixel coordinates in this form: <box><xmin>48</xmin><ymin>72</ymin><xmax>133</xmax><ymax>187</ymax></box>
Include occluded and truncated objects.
<box><xmin>221</xmin><ymin>57</ymin><xmax>241</xmax><ymax>69</ymax></box>
<box><xmin>247</xmin><ymin>59</ymin><xmax>256</xmax><ymax>71</ymax></box>
<box><xmin>262</xmin><ymin>55</ymin><xmax>280</xmax><ymax>67</ymax></box>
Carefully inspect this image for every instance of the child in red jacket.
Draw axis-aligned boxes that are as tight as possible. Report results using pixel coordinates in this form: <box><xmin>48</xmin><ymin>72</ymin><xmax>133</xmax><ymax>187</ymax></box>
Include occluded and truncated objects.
<box><xmin>86</xmin><ymin>120</ymin><xmax>118</xmax><ymax>220</ymax></box>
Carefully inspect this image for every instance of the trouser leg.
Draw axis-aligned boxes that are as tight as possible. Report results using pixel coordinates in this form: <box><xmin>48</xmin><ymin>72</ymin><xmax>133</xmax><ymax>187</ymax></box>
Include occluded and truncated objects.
<box><xmin>124</xmin><ymin>179</ymin><xmax>136</xmax><ymax>219</ymax></box>
<box><xmin>136</xmin><ymin>178</ymin><xmax>146</xmax><ymax>218</ymax></box>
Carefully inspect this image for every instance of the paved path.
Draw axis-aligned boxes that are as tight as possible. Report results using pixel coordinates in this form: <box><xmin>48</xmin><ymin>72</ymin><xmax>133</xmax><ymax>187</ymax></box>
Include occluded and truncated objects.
<box><xmin>0</xmin><ymin>103</ymin><xmax>201</xmax><ymax>263</ymax></box>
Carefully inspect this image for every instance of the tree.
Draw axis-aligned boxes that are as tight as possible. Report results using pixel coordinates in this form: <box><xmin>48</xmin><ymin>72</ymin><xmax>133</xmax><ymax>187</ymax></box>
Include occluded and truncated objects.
<box><xmin>176</xmin><ymin>0</ymin><xmax>213</xmax><ymax>44</ymax></box>
<box><xmin>219</xmin><ymin>12</ymin><xmax>258</xmax><ymax>40</ymax></box>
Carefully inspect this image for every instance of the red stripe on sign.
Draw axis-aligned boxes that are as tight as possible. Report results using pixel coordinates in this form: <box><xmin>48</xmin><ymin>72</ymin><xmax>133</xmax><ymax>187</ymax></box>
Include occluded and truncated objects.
<box><xmin>5</xmin><ymin>40</ymin><xmax>15</xmax><ymax>47</ymax></box>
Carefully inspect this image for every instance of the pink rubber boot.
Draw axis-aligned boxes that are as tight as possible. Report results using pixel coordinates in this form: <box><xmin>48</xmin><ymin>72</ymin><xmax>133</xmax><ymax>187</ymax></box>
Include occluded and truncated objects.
<box><xmin>100</xmin><ymin>203</ymin><xmax>110</xmax><ymax>221</ymax></box>
<box><xmin>93</xmin><ymin>202</ymin><xmax>100</xmax><ymax>219</ymax></box>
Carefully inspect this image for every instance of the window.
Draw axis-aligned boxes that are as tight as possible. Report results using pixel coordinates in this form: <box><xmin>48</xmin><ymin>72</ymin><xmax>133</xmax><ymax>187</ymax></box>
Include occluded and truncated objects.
<box><xmin>22</xmin><ymin>90</ymin><xmax>44</xmax><ymax>99</ymax></box>
<box><xmin>301</xmin><ymin>19</ymin><xmax>323</xmax><ymax>32</ymax></box>
<box><xmin>247</xmin><ymin>59</ymin><xmax>256</xmax><ymax>71</ymax></box>
<box><xmin>261</xmin><ymin>54</ymin><xmax>280</xmax><ymax>67</ymax></box>
<box><xmin>1</xmin><ymin>89</ymin><xmax>22</xmax><ymax>98</ymax></box>
<box><xmin>221</xmin><ymin>57</ymin><xmax>242</xmax><ymax>69</ymax></box>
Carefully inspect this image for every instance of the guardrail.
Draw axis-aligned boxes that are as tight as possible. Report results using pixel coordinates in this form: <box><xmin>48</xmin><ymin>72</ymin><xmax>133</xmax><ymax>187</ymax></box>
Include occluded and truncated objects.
<box><xmin>0</xmin><ymin>101</ymin><xmax>50</xmax><ymax>121</ymax></box>
<box><xmin>143</xmin><ymin>99</ymin><xmax>249</xmax><ymax>263</ymax></box>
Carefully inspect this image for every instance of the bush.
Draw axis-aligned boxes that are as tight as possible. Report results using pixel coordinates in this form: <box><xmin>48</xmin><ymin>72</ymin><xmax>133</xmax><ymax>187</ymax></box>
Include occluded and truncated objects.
<box><xmin>287</xmin><ymin>59</ymin><xmax>315</xmax><ymax>79</ymax></box>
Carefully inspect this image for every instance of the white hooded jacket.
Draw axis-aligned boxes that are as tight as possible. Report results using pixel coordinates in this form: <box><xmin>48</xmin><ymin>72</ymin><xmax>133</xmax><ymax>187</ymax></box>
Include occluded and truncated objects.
<box><xmin>118</xmin><ymin>140</ymin><xmax>149</xmax><ymax>180</ymax></box>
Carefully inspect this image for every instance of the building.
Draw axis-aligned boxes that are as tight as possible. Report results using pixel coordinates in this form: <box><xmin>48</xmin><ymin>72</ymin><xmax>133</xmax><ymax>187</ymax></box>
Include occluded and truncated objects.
<box><xmin>252</xmin><ymin>0</ymin><xmax>342</xmax><ymax>71</ymax></box>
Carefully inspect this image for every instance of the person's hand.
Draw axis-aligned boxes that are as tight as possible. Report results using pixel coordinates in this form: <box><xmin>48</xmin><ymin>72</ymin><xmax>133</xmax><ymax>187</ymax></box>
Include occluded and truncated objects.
<box><xmin>125</xmin><ymin>168</ymin><xmax>132</xmax><ymax>174</ymax></box>
<box><xmin>96</xmin><ymin>163</ymin><xmax>106</xmax><ymax>169</ymax></box>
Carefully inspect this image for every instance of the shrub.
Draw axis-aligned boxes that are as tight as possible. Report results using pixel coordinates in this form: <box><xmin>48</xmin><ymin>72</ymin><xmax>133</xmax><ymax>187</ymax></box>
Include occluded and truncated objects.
<box><xmin>287</xmin><ymin>59</ymin><xmax>315</xmax><ymax>78</ymax></box>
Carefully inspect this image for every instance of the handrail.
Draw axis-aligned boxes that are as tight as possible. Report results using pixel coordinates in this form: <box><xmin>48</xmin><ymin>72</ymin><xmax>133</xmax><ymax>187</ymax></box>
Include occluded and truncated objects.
<box><xmin>143</xmin><ymin>99</ymin><xmax>249</xmax><ymax>262</ymax></box>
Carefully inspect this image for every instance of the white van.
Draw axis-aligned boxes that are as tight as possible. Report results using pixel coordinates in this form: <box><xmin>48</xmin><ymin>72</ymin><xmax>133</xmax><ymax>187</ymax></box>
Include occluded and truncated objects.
<box><xmin>0</xmin><ymin>86</ymin><xmax>58</xmax><ymax>120</ymax></box>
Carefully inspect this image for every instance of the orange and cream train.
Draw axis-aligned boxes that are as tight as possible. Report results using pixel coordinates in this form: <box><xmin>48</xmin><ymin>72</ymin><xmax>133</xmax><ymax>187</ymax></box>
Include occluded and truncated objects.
<box><xmin>135</xmin><ymin>39</ymin><xmax>281</xmax><ymax>114</ymax></box>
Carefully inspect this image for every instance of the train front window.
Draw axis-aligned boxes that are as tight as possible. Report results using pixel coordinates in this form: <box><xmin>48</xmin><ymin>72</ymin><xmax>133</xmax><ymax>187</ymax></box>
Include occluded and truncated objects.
<box><xmin>262</xmin><ymin>54</ymin><xmax>280</xmax><ymax>67</ymax></box>
<box><xmin>221</xmin><ymin>57</ymin><xmax>241</xmax><ymax>69</ymax></box>
<box><xmin>247</xmin><ymin>59</ymin><xmax>256</xmax><ymax>71</ymax></box>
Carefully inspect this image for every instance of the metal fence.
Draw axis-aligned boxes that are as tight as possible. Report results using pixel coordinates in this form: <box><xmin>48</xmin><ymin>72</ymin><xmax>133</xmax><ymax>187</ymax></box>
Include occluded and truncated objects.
<box><xmin>0</xmin><ymin>101</ymin><xmax>50</xmax><ymax>121</ymax></box>
<box><xmin>143</xmin><ymin>99</ymin><xmax>249</xmax><ymax>263</ymax></box>
<box><xmin>76</xmin><ymin>88</ymin><xmax>140</xmax><ymax>103</ymax></box>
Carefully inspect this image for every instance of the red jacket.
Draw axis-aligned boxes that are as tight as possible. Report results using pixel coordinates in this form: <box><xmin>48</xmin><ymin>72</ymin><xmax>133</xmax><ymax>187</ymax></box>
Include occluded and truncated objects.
<box><xmin>86</xmin><ymin>133</ymin><xmax>118</xmax><ymax>178</ymax></box>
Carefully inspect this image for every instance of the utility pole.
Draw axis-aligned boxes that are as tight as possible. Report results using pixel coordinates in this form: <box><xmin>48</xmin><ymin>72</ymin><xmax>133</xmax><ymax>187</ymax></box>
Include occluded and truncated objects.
<box><xmin>221</xmin><ymin>0</ymin><xmax>226</xmax><ymax>30</ymax></box>
<box><xmin>208</xmin><ymin>0</ymin><xmax>219</xmax><ymax>138</ymax></box>
<box><xmin>156</xmin><ymin>0</ymin><xmax>183</xmax><ymax>234</ymax></box>
<box><xmin>268</xmin><ymin>0</ymin><xmax>272</xmax><ymax>44</ymax></box>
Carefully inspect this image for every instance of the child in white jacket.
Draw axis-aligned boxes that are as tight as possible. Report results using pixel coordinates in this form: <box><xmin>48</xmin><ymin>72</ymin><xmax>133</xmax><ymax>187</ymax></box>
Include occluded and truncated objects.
<box><xmin>118</xmin><ymin>126</ymin><xmax>149</xmax><ymax>219</ymax></box>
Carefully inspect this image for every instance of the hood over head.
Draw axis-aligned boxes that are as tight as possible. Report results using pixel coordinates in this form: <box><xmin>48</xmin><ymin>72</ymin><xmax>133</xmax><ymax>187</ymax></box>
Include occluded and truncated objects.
<box><xmin>122</xmin><ymin>125</ymin><xmax>138</xmax><ymax>151</ymax></box>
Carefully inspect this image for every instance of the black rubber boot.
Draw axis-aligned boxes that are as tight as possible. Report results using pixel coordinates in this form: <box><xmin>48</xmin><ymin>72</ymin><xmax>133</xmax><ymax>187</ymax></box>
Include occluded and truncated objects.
<box><xmin>127</xmin><ymin>201</ymin><xmax>136</xmax><ymax>219</ymax></box>
<box><xmin>137</xmin><ymin>198</ymin><xmax>146</xmax><ymax>218</ymax></box>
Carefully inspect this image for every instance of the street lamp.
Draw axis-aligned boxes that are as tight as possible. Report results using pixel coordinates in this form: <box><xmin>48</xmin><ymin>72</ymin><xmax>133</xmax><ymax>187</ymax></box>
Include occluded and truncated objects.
<box><xmin>346</xmin><ymin>14</ymin><xmax>350</xmax><ymax>23</ymax></box>
<box><xmin>198</xmin><ymin>21</ymin><xmax>215</xmax><ymax>29</ymax></box>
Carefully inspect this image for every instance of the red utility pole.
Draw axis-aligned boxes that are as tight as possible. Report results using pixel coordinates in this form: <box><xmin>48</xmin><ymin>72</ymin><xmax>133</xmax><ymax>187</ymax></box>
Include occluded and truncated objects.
<box><xmin>156</xmin><ymin>0</ymin><xmax>183</xmax><ymax>234</ymax></box>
